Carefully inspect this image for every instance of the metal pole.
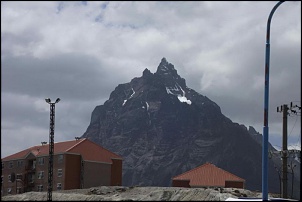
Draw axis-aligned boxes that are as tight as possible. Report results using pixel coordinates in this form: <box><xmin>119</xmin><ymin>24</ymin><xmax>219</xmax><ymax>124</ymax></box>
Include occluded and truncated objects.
<box><xmin>47</xmin><ymin>103</ymin><xmax>55</xmax><ymax>201</ymax></box>
<box><xmin>281</xmin><ymin>104</ymin><xmax>288</xmax><ymax>198</ymax></box>
<box><xmin>263</xmin><ymin>1</ymin><xmax>284</xmax><ymax>200</ymax></box>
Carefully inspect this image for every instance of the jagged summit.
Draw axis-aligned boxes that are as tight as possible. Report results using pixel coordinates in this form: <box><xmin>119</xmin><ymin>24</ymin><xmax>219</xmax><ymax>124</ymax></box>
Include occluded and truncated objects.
<box><xmin>142</xmin><ymin>68</ymin><xmax>152</xmax><ymax>78</ymax></box>
<box><xmin>154</xmin><ymin>57</ymin><xmax>187</xmax><ymax>93</ymax></box>
<box><xmin>156</xmin><ymin>57</ymin><xmax>179</xmax><ymax>77</ymax></box>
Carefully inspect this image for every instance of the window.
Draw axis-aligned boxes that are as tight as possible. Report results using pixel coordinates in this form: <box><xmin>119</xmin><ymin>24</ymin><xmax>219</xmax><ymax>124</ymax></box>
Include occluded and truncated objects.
<box><xmin>17</xmin><ymin>160</ymin><xmax>23</xmax><ymax>168</ymax></box>
<box><xmin>17</xmin><ymin>187</ymin><xmax>22</xmax><ymax>194</ymax></box>
<box><xmin>37</xmin><ymin>171</ymin><xmax>44</xmax><ymax>179</ymax></box>
<box><xmin>1</xmin><ymin>176</ymin><xmax>3</xmax><ymax>184</ymax></box>
<box><xmin>37</xmin><ymin>157</ymin><xmax>44</xmax><ymax>165</ymax></box>
<box><xmin>37</xmin><ymin>185</ymin><xmax>43</xmax><ymax>192</ymax></box>
<box><xmin>58</xmin><ymin>169</ymin><xmax>63</xmax><ymax>177</ymax></box>
<box><xmin>8</xmin><ymin>175</ymin><xmax>11</xmax><ymax>182</ymax></box>
<box><xmin>16</xmin><ymin>174</ymin><xmax>23</xmax><ymax>180</ymax></box>
<box><xmin>9</xmin><ymin>161</ymin><xmax>13</xmax><ymax>169</ymax></box>
<box><xmin>33</xmin><ymin>160</ymin><xmax>36</xmax><ymax>169</ymax></box>
<box><xmin>2</xmin><ymin>162</ymin><xmax>4</xmax><ymax>169</ymax></box>
<box><xmin>7</xmin><ymin>188</ymin><xmax>12</xmax><ymax>194</ymax></box>
<box><xmin>57</xmin><ymin>183</ymin><xmax>62</xmax><ymax>190</ymax></box>
<box><xmin>58</xmin><ymin>154</ymin><xmax>64</xmax><ymax>163</ymax></box>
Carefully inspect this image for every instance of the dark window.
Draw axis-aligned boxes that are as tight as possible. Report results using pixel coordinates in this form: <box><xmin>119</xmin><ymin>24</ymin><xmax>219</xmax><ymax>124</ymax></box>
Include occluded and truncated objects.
<box><xmin>37</xmin><ymin>157</ymin><xmax>44</xmax><ymax>165</ymax></box>
<box><xmin>17</xmin><ymin>187</ymin><xmax>22</xmax><ymax>194</ymax></box>
<box><xmin>58</xmin><ymin>169</ymin><xmax>63</xmax><ymax>177</ymax></box>
<box><xmin>38</xmin><ymin>171</ymin><xmax>44</xmax><ymax>179</ymax></box>
<box><xmin>17</xmin><ymin>160</ymin><xmax>23</xmax><ymax>168</ymax></box>
<box><xmin>58</xmin><ymin>154</ymin><xmax>64</xmax><ymax>163</ymax></box>
<box><xmin>16</xmin><ymin>174</ymin><xmax>23</xmax><ymax>180</ymax></box>
<box><xmin>37</xmin><ymin>185</ymin><xmax>43</xmax><ymax>192</ymax></box>
<box><xmin>9</xmin><ymin>161</ymin><xmax>13</xmax><ymax>169</ymax></box>
<box><xmin>57</xmin><ymin>183</ymin><xmax>62</xmax><ymax>190</ymax></box>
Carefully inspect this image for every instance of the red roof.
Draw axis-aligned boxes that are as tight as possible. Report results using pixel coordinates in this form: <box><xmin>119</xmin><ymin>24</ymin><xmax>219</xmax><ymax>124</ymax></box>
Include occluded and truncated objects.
<box><xmin>1</xmin><ymin>138</ymin><xmax>122</xmax><ymax>164</ymax></box>
<box><xmin>172</xmin><ymin>162</ymin><xmax>245</xmax><ymax>187</ymax></box>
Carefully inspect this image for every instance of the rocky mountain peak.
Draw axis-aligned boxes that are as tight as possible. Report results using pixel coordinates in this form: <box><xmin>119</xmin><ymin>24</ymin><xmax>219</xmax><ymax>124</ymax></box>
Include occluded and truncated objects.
<box><xmin>154</xmin><ymin>57</ymin><xmax>187</xmax><ymax>92</ymax></box>
<box><xmin>81</xmin><ymin>57</ymin><xmax>294</xmax><ymax>197</ymax></box>
<box><xmin>155</xmin><ymin>57</ymin><xmax>179</xmax><ymax>78</ymax></box>
<box><xmin>142</xmin><ymin>68</ymin><xmax>153</xmax><ymax>78</ymax></box>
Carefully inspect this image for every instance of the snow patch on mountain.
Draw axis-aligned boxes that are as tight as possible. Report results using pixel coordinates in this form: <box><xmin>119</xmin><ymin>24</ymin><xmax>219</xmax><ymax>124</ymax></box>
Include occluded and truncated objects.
<box><xmin>165</xmin><ymin>83</ymin><xmax>191</xmax><ymax>105</ymax></box>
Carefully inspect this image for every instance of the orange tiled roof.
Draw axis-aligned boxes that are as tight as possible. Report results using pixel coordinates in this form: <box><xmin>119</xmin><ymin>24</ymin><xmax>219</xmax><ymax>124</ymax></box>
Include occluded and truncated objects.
<box><xmin>172</xmin><ymin>162</ymin><xmax>245</xmax><ymax>187</ymax></box>
<box><xmin>1</xmin><ymin>138</ymin><xmax>122</xmax><ymax>164</ymax></box>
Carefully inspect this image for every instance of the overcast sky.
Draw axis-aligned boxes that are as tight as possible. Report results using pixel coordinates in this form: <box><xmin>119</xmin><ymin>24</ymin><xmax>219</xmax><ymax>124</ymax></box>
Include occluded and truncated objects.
<box><xmin>1</xmin><ymin>1</ymin><xmax>301</xmax><ymax>158</ymax></box>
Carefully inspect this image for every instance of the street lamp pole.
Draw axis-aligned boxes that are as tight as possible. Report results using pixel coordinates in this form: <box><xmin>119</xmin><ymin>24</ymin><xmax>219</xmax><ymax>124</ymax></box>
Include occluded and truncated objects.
<box><xmin>262</xmin><ymin>1</ymin><xmax>284</xmax><ymax>200</ymax></box>
<box><xmin>45</xmin><ymin>98</ymin><xmax>60</xmax><ymax>201</ymax></box>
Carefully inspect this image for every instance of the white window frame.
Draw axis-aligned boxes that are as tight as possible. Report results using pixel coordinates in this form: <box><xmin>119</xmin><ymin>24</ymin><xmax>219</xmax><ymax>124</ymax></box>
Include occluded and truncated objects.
<box><xmin>57</xmin><ymin>183</ymin><xmax>62</xmax><ymax>190</ymax></box>
<box><xmin>38</xmin><ymin>171</ymin><xmax>44</xmax><ymax>179</ymax></box>
<box><xmin>58</xmin><ymin>169</ymin><xmax>63</xmax><ymax>177</ymax></box>
<box><xmin>7</xmin><ymin>188</ymin><xmax>12</xmax><ymax>194</ymax></box>
<box><xmin>37</xmin><ymin>185</ymin><xmax>43</xmax><ymax>192</ymax></box>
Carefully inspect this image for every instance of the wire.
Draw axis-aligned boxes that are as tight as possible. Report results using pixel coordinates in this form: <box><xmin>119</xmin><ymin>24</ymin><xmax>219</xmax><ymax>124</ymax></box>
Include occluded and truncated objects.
<box><xmin>288</xmin><ymin>101</ymin><xmax>301</xmax><ymax>151</ymax></box>
<box><xmin>288</xmin><ymin>115</ymin><xmax>298</xmax><ymax>137</ymax></box>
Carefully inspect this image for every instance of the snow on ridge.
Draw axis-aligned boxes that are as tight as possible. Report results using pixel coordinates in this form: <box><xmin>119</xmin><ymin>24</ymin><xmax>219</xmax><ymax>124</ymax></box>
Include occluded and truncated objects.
<box><xmin>122</xmin><ymin>88</ymin><xmax>135</xmax><ymax>106</ymax></box>
<box><xmin>166</xmin><ymin>83</ymin><xmax>192</xmax><ymax>105</ymax></box>
<box><xmin>160</xmin><ymin>64</ymin><xmax>168</xmax><ymax>72</ymax></box>
<box><xmin>129</xmin><ymin>88</ymin><xmax>135</xmax><ymax>99</ymax></box>
<box><xmin>178</xmin><ymin>96</ymin><xmax>192</xmax><ymax>105</ymax></box>
<box><xmin>176</xmin><ymin>83</ymin><xmax>191</xmax><ymax>105</ymax></box>
<box><xmin>166</xmin><ymin>87</ymin><xmax>174</xmax><ymax>95</ymax></box>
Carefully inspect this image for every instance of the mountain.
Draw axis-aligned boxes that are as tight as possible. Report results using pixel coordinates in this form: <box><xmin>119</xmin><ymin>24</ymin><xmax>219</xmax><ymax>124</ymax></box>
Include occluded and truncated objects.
<box><xmin>81</xmin><ymin>58</ymin><xmax>299</xmax><ymax>198</ymax></box>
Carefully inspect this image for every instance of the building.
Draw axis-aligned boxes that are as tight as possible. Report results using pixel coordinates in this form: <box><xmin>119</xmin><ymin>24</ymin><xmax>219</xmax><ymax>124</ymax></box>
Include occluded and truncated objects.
<box><xmin>172</xmin><ymin>162</ymin><xmax>245</xmax><ymax>189</ymax></box>
<box><xmin>1</xmin><ymin>138</ymin><xmax>122</xmax><ymax>196</ymax></box>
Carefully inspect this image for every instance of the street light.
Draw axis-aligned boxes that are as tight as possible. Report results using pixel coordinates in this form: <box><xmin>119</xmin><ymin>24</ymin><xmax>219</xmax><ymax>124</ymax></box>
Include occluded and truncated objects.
<box><xmin>45</xmin><ymin>98</ymin><xmax>60</xmax><ymax>201</ymax></box>
<box><xmin>262</xmin><ymin>1</ymin><xmax>284</xmax><ymax>201</ymax></box>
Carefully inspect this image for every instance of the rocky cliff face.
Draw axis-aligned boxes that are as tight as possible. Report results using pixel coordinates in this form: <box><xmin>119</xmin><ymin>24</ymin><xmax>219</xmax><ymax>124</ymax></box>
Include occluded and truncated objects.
<box><xmin>82</xmin><ymin>58</ymin><xmax>283</xmax><ymax>194</ymax></box>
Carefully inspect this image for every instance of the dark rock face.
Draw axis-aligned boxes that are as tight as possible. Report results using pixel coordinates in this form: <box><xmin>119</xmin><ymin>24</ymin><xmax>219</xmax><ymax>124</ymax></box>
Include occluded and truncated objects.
<box><xmin>81</xmin><ymin>58</ymin><xmax>298</xmax><ymax>198</ymax></box>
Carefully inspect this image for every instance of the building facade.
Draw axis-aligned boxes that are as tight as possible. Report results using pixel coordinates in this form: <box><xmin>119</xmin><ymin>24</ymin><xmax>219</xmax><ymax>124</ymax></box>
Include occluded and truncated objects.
<box><xmin>1</xmin><ymin>138</ymin><xmax>122</xmax><ymax>196</ymax></box>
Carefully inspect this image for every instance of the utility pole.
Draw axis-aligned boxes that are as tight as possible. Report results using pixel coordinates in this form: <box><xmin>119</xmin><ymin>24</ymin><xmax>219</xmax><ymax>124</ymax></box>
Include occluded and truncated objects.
<box><xmin>45</xmin><ymin>98</ymin><xmax>60</xmax><ymax>201</ymax></box>
<box><xmin>277</xmin><ymin>102</ymin><xmax>301</xmax><ymax>199</ymax></box>
<box><xmin>277</xmin><ymin>104</ymin><xmax>288</xmax><ymax>198</ymax></box>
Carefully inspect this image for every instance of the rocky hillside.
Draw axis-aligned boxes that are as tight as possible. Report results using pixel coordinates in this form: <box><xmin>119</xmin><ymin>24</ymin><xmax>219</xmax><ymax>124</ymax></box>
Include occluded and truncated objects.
<box><xmin>1</xmin><ymin>186</ymin><xmax>279</xmax><ymax>201</ymax></box>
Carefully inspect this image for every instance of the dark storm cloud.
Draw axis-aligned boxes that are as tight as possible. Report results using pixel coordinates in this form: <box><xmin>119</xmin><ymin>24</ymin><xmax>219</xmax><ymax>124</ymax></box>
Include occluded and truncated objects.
<box><xmin>2</xmin><ymin>54</ymin><xmax>116</xmax><ymax>101</ymax></box>
<box><xmin>1</xmin><ymin>1</ymin><xmax>301</xmax><ymax>157</ymax></box>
